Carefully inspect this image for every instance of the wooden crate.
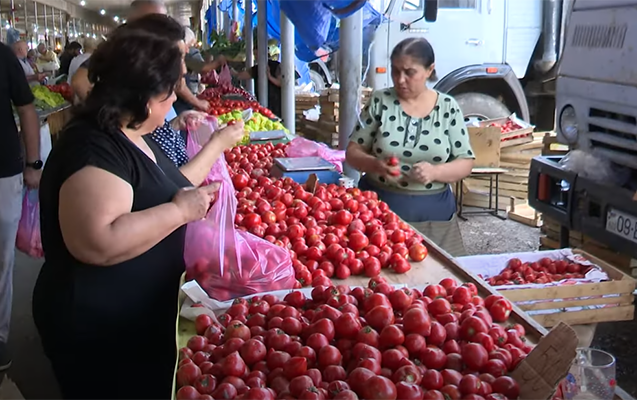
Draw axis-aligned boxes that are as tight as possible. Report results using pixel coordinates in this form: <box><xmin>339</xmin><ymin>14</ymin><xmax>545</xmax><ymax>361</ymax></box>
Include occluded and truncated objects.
<box><xmin>540</xmin><ymin>216</ymin><xmax>637</xmax><ymax>277</ymax></box>
<box><xmin>502</xmin><ymin>250</ymin><xmax>635</xmax><ymax>327</ymax></box>
<box><xmin>542</xmin><ymin>132</ymin><xmax>569</xmax><ymax>156</ymax></box>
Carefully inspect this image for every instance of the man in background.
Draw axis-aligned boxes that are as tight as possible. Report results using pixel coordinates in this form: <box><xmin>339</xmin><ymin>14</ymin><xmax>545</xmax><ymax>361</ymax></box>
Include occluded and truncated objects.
<box><xmin>71</xmin><ymin>0</ymin><xmax>210</xmax><ymax>112</ymax></box>
<box><xmin>68</xmin><ymin>38</ymin><xmax>96</xmax><ymax>86</ymax></box>
<box><xmin>12</xmin><ymin>41</ymin><xmax>46</xmax><ymax>84</ymax></box>
<box><xmin>58</xmin><ymin>41</ymin><xmax>82</xmax><ymax>77</ymax></box>
<box><xmin>36</xmin><ymin>43</ymin><xmax>59</xmax><ymax>73</ymax></box>
<box><xmin>0</xmin><ymin>41</ymin><xmax>42</xmax><ymax>371</ymax></box>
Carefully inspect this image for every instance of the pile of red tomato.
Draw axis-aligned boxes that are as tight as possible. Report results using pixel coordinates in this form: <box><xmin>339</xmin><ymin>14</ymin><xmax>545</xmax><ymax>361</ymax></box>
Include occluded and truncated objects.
<box><xmin>223</xmin><ymin>143</ymin><xmax>430</xmax><ymax>288</ymax></box>
<box><xmin>45</xmin><ymin>82</ymin><xmax>73</xmax><ymax>102</ymax></box>
<box><xmin>199</xmin><ymin>86</ymin><xmax>275</xmax><ymax>118</ymax></box>
<box><xmin>176</xmin><ymin>277</ymin><xmax>526</xmax><ymax>400</ymax></box>
<box><xmin>484</xmin><ymin>257</ymin><xmax>591</xmax><ymax>287</ymax></box>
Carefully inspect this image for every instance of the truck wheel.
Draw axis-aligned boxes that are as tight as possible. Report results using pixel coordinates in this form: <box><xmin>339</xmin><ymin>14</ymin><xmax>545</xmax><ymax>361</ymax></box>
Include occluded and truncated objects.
<box><xmin>310</xmin><ymin>70</ymin><xmax>326</xmax><ymax>92</ymax></box>
<box><xmin>454</xmin><ymin>92</ymin><xmax>511</xmax><ymax>124</ymax></box>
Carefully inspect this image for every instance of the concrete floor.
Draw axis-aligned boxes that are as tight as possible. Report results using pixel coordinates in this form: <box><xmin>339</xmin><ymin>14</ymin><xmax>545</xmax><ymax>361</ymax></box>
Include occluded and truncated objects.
<box><xmin>0</xmin><ymin>216</ymin><xmax>635</xmax><ymax>399</ymax></box>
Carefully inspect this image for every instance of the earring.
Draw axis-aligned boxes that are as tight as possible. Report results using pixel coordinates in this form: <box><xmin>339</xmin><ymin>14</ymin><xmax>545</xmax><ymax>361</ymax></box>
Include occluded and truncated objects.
<box><xmin>146</xmin><ymin>105</ymin><xmax>152</xmax><ymax>117</ymax></box>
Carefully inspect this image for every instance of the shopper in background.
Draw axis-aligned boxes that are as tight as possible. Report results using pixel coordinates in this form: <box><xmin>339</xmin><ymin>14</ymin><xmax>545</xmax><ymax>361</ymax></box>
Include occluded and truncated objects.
<box><xmin>0</xmin><ymin>42</ymin><xmax>42</xmax><ymax>372</ymax></box>
<box><xmin>36</xmin><ymin>43</ymin><xmax>60</xmax><ymax>73</ymax></box>
<box><xmin>12</xmin><ymin>41</ymin><xmax>46</xmax><ymax>83</ymax></box>
<box><xmin>346</xmin><ymin>37</ymin><xmax>474</xmax><ymax>256</ymax></box>
<box><xmin>68</xmin><ymin>38</ymin><xmax>96</xmax><ymax>85</ymax></box>
<box><xmin>26</xmin><ymin>49</ymin><xmax>38</xmax><ymax>71</ymax></box>
<box><xmin>173</xmin><ymin>27</ymin><xmax>227</xmax><ymax>115</ymax></box>
<box><xmin>58</xmin><ymin>41</ymin><xmax>82</xmax><ymax>77</ymax></box>
<box><xmin>232</xmin><ymin>39</ymin><xmax>299</xmax><ymax>117</ymax></box>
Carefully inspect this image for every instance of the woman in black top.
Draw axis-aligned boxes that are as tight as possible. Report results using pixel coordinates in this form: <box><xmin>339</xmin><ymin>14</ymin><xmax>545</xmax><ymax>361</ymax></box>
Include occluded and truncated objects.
<box><xmin>33</xmin><ymin>15</ymin><xmax>242</xmax><ymax>400</ymax></box>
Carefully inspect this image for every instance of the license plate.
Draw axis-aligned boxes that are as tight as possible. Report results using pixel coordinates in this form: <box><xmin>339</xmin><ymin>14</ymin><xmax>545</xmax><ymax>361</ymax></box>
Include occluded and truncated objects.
<box><xmin>605</xmin><ymin>208</ymin><xmax>637</xmax><ymax>243</ymax></box>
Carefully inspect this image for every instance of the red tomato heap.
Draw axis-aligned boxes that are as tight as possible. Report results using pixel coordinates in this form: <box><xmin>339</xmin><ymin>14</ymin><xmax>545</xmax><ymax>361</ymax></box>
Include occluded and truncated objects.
<box><xmin>484</xmin><ymin>257</ymin><xmax>591</xmax><ymax>287</ymax></box>
<box><xmin>199</xmin><ymin>87</ymin><xmax>274</xmax><ymax>118</ymax></box>
<box><xmin>45</xmin><ymin>82</ymin><xmax>73</xmax><ymax>102</ymax></box>
<box><xmin>224</xmin><ymin>143</ymin><xmax>430</xmax><ymax>288</ymax></box>
<box><xmin>487</xmin><ymin>120</ymin><xmax>521</xmax><ymax>134</ymax></box>
<box><xmin>176</xmin><ymin>278</ymin><xmax>526</xmax><ymax>400</ymax></box>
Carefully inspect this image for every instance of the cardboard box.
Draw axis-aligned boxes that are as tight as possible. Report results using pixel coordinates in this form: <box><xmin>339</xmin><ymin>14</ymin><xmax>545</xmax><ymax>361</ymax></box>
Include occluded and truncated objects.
<box><xmin>468</xmin><ymin>126</ymin><xmax>501</xmax><ymax>167</ymax></box>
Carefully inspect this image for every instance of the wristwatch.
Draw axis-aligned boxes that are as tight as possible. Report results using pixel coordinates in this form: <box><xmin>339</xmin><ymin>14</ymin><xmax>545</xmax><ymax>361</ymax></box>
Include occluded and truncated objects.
<box><xmin>26</xmin><ymin>160</ymin><xmax>43</xmax><ymax>170</ymax></box>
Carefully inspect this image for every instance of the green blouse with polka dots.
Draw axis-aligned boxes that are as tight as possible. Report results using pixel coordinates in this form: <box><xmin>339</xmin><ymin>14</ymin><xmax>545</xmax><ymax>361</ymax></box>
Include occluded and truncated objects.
<box><xmin>349</xmin><ymin>88</ymin><xmax>475</xmax><ymax>192</ymax></box>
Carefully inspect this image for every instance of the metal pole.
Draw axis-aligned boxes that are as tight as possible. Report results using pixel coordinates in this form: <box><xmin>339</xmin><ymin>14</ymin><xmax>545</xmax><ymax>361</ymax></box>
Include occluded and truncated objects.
<box><xmin>223</xmin><ymin>10</ymin><xmax>230</xmax><ymax>37</ymax></box>
<box><xmin>244</xmin><ymin>0</ymin><xmax>254</xmax><ymax>94</ymax></box>
<box><xmin>280</xmin><ymin>10</ymin><xmax>295</xmax><ymax>132</ymax></box>
<box><xmin>338</xmin><ymin>9</ymin><xmax>363</xmax><ymax>151</ymax></box>
<box><xmin>256</xmin><ymin>0</ymin><xmax>268</xmax><ymax>106</ymax></box>
<box><xmin>231</xmin><ymin>0</ymin><xmax>238</xmax><ymax>24</ymax></box>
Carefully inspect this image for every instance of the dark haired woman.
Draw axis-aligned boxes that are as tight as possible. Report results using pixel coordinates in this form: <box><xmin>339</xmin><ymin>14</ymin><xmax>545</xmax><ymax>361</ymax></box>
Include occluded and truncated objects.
<box><xmin>346</xmin><ymin>37</ymin><xmax>474</xmax><ymax>256</ymax></box>
<box><xmin>32</xmin><ymin>15</ymin><xmax>241</xmax><ymax>400</ymax></box>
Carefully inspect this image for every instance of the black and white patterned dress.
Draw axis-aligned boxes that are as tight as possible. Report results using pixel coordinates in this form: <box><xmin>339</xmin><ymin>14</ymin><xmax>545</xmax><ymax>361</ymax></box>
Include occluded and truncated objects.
<box><xmin>149</xmin><ymin>120</ymin><xmax>189</xmax><ymax>167</ymax></box>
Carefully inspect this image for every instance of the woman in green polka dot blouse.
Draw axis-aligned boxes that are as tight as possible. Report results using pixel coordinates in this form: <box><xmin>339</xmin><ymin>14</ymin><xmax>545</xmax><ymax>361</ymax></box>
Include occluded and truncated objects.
<box><xmin>346</xmin><ymin>38</ymin><xmax>474</xmax><ymax>256</ymax></box>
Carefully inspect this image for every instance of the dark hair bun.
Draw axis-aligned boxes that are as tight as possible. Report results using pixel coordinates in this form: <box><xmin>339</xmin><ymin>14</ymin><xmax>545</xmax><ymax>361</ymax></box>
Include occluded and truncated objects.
<box><xmin>80</xmin><ymin>14</ymin><xmax>184</xmax><ymax>134</ymax></box>
<box><xmin>391</xmin><ymin>37</ymin><xmax>435</xmax><ymax>70</ymax></box>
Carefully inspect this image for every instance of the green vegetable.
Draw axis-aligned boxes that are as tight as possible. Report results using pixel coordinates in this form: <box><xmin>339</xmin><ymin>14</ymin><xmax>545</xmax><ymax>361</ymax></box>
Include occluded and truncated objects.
<box><xmin>31</xmin><ymin>85</ymin><xmax>66</xmax><ymax>108</ymax></box>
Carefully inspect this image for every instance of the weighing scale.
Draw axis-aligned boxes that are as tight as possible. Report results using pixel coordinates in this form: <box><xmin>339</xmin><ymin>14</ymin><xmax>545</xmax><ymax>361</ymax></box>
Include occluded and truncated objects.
<box><xmin>270</xmin><ymin>157</ymin><xmax>341</xmax><ymax>185</ymax></box>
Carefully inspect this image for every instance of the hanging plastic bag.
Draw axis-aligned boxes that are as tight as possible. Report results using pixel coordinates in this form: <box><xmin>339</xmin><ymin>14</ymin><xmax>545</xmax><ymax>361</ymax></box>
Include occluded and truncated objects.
<box><xmin>217</xmin><ymin>65</ymin><xmax>233</xmax><ymax>87</ymax></box>
<box><xmin>286</xmin><ymin>136</ymin><xmax>346</xmax><ymax>173</ymax></box>
<box><xmin>16</xmin><ymin>189</ymin><xmax>43</xmax><ymax>259</ymax></box>
<box><xmin>184</xmin><ymin>121</ymin><xmax>296</xmax><ymax>301</ymax></box>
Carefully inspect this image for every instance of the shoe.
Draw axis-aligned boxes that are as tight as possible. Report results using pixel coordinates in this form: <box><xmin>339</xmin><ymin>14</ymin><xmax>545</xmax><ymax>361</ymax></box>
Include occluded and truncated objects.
<box><xmin>0</xmin><ymin>342</ymin><xmax>11</xmax><ymax>372</ymax></box>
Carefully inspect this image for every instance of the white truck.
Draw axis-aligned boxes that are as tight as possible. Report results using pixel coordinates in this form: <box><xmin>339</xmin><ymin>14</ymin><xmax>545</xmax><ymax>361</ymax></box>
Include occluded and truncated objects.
<box><xmin>314</xmin><ymin>0</ymin><xmax>568</xmax><ymax>130</ymax></box>
<box><xmin>529</xmin><ymin>0</ymin><xmax>637</xmax><ymax>260</ymax></box>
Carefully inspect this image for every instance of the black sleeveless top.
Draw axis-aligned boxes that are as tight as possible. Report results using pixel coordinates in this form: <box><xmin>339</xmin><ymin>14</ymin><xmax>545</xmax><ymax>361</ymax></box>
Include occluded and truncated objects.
<box><xmin>34</xmin><ymin>118</ymin><xmax>191</xmax><ymax>353</ymax></box>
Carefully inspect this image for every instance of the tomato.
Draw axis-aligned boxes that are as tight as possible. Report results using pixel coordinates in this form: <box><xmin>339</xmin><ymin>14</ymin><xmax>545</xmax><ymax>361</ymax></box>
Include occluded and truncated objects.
<box><xmin>335</xmin><ymin>313</ymin><xmax>362</xmax><ymax>340</ymax></box>
<box><xmin>402</xmin><ymin>307</ymin><xmax>432</xmax><ymax>336</ymax></box>
<box><xmin>347</xmin><ymin>368</ymin><xmax>376</xmax><ymax>395</ymax></box>
<box><xmin>177</xmin><ymin>363</ymin><xmax>202</xmax><ymax>387</ymax></box>
<box><xmin>451</xmin><ymin>286</ymin><xmax>472</xmax><ymax>305</ymax></box>
<box><xmin>379</xmin><ymin>325</ymin><xmax>405</xmax><ymax>348</ymax></box>
<box><xmin>221</xmin><ymin>351</ymin><xmax>247</xmax><ymax>377</ymax></box>
<box><xmin>391</xmin><ymin>256</ymin><xmax>411</xmax><ymax>274</ymax></box>
<box><xmin>395</xmin><ymin>382</ymin><xmax>424</xmax><ymax>400</ymax></box>
<box><xmin>176</xmin><ymin>386</ymin><xmax>200</xmax><ymax>400</ymax></box>
<box><xmin>318</xmin><ymin>345</ymin><xmax>342</xmax><ymax>369</ymax></box>
<box><xmin>459</xmin><ymin>316</ymin><xmax>489</xmax><ymax>341</ymax></box>
<box><xmin>408</xmin><ymin>243</ymin><xmax>428</xmax><ymax>262</ymax></box>
<box><xmin>421</xmin><ymin>369</ymin><xmax>444</xmax><ymax>390</ymax></box>
<box><xmin>353</xmin><ymin>343</ymin><xmax>383</xmax><ymax>362</ymax></box>
<box><xmin>489</xmin><ymin>299</ymin><xmax>513</xmax><ymax>322</ymax></box>
<box><xmin>187</xmin><ymin>335</ymin><xmax>207</xmax><ymax>352</ymax></box>
<box><xmin>391</xmin><ymin>364</ymin><xmax>422</xmax><ymax>385</ymax></box>
<box><xmin>290</xmin><ymin>375</ymin><xmax>315</xmax><ymax>397</ymax></box>
<box><xmin>422</xmin><ymin>390</ymin><xmax>445</xmax><ymax>400</ymax></box>
<box><xmin>333</xmin><ymin>389</ymin><xmax>359</xmax><ymax>400</ymax></box>
<box><xmin>356</xmin><ymin>326</ymin><xmax>380</xmax><ymax>348</ymax></box>
<box><xmin>195</xmin><ymin>314</ymin><xmax>214</xmax><ymax>335</ymax></box>
<box><xmin>225</xmin><ymin>321</ymin><xmax>251</xmax><ymax>341</ymax></box>
<box><xmin>441</xmin><ymin>385</ymin><xmax>462</xmax><ymax>400</ymax></box>
<box><xmin>459</xmin><ymin>375</ymin><xmax>482</xmax><ymax>395</ymax></box>
<box><xmin>239</xmin><ymin>338</ymin><xmax>266</xmax><ymax>366</ymax></box>
<box><xmin>362</xmin><ymin>376</ymin><xmax>397</xmax><ymax>400</ymax></box>
<box><xmin>441</xmin><ymin>369</ymin><xmax>463</xmax><ymax>386</ymax></box>
<box><xmin>428</xmin><ymin>298</ymin><xmax>452</xmax><ymax>316</ymax></box>
<box><xmin>428</xmin><ymin>321</ymin><xmax>447</xmax><ymax>347</ymax></box>
<box><xmin>363</xmin><ymin>258</ymin><xmax>382</xmax><ymax>277</ymax></box>
<box><xmin>482</xmin><ymin>359</ymin><xmax>507</xmax><ymax>378</ymax></box>
<box><xmin>461</xmin><ymin>343</ymin><xmax>489</xmax><ymax>371</ymax></box>
<box><xmin>212</xmin><ymin>382</ymin><xmax>238</xmax><ymax>400</ymax></box>
<box><xmin>491</xmin><ymin>376</ymin><xmax>520</xmax><ymax>399</ymax></box>
<box><xmin>439</xmin><ymin>278</ymin><xmax>458</xmax><ymax>295</ymax></box>
<box><xmin>420</xmin><ymin>347</ymin><xmax>447</xmax><ymax>370</ymax></box>
<box><xmin>366</xmin><ymin>306</ymin><xmax>395</xmax><ymax>331</ymax></box>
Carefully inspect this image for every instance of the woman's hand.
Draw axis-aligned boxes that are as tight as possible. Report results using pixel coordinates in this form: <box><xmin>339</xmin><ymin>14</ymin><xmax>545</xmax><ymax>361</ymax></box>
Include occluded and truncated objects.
<box><xmin>368</xmin><ymin>158</ymin><xmax>401</xmax><ymax>180</ymax></box>
<box><xmin>172</xmin><ymin>183</ymin><xmax>221</xmax><ymax>223</ymax></box>
<box><xmin>410</xmin><ymin>161</ymin><xmax>439</xmax><ymax>185</ymax></box>
<box><xmin>211</xmin><ymin>120</ymin><xmax>245</xmax><ymax>150</ymax></box>
<box><xmin>193</xmin><ymin>98</ymin><xmax>210</xmax><ymax>112</ymax></box>
<box><xmin>171</xmin><ymin>110</ymin><xmax>208</xmax><ymax>131</ymax></box>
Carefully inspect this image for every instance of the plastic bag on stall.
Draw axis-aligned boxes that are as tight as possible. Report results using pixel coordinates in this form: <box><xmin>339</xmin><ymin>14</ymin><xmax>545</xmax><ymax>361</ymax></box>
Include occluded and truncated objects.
<box><xmin>559</xmin><ymin>149</ymin><xmax>631</xmax><ymax>187</ymax></box>
<box><xmin>16</xmin><ymin>189</ymin><xmax>43</xmax><ymax>259</ymax></box>
<box><xmin>217</xmin><ymin>65</ymin><xmax>233</xmax><ymax>87</ymax></box>
<box><xmin>184</xmin><ymin>121</ymin><xmax>296</xmax><ymax>301</ymax></box>
<box><xmin>286</xmin><ymin>136</ymin><xmax>346</xmax><ymax>173</ymax></box>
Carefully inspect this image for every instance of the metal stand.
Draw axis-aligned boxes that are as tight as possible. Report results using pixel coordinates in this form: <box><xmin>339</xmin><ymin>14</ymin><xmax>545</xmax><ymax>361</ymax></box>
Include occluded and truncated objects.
<box><xmin>456</xmin><ymin>168</ymin><xmax>508</xmax><ymax>220</ymax></box>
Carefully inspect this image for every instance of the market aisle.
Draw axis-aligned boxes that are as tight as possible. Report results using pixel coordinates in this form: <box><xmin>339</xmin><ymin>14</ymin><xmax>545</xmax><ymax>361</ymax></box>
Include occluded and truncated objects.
<box><xmin>5</xmin><ymin>252</ymin><xmax>60</xmax><ymax>399</ymax></box>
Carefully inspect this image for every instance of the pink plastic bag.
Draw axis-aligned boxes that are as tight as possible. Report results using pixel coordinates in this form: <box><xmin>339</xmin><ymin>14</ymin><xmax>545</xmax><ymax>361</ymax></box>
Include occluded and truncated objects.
<box><xmin>16</xmin><ymin>189</ymin><xmax>43</xmax><ymax>258</ymax></box>
<box><xmin>184</xmin><ymin>121</ymin><xmax>295</xmax><ymax>301</ymax></box>
<box><xmin>217</xmin><ymin>65</ymin><xmax>233</xmax><ymax>87</ymax></box>
<box><xmin>286</xmin><ymin>137</ymin><xmax>346</xmax><ymax>173</ymax></box>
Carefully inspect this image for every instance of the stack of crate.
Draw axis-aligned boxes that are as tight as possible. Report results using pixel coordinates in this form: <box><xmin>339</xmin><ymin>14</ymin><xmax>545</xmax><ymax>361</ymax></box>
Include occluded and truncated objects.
<box><xmin>303</xmin><ymin>88</ymin><xmax>373</xmax><ymax>148</ymax></box>
<box><xmin>294</xmin><ymin>93</ymin><xmax>319</xmax><ymax>137</ymax></box>
<box><xmin>540</xmin><ymin>216</ymin><xmax>637</xmax><ymax>278</ymax></box>
<box><xmin>461</xmin><ymin>131</ymin><xmax>547</xmax><ymax>211</ymax></box>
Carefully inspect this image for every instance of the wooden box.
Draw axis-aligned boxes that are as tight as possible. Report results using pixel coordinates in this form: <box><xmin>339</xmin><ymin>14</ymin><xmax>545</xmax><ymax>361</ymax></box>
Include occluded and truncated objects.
<box><xmin>458</xmin><ymin>249</ymin><xmax>636</xmax><ymax>327</ymax></box>
<box><xmin>478</xmin><ymin>113</ymin><xmax>535</xmax><ymax>142</ymax></box>
<box><xmin>468</xmin><ymin>126</ymin><xmax>501</xmax><ymax>167</ymax></box>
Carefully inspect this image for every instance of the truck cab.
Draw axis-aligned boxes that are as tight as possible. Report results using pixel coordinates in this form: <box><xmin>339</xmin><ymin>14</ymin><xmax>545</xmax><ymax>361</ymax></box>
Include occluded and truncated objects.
<box><xmin>367</xmin><ymin>0</ymin><xmax>559</xmax><ymax>127</ymax></box>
